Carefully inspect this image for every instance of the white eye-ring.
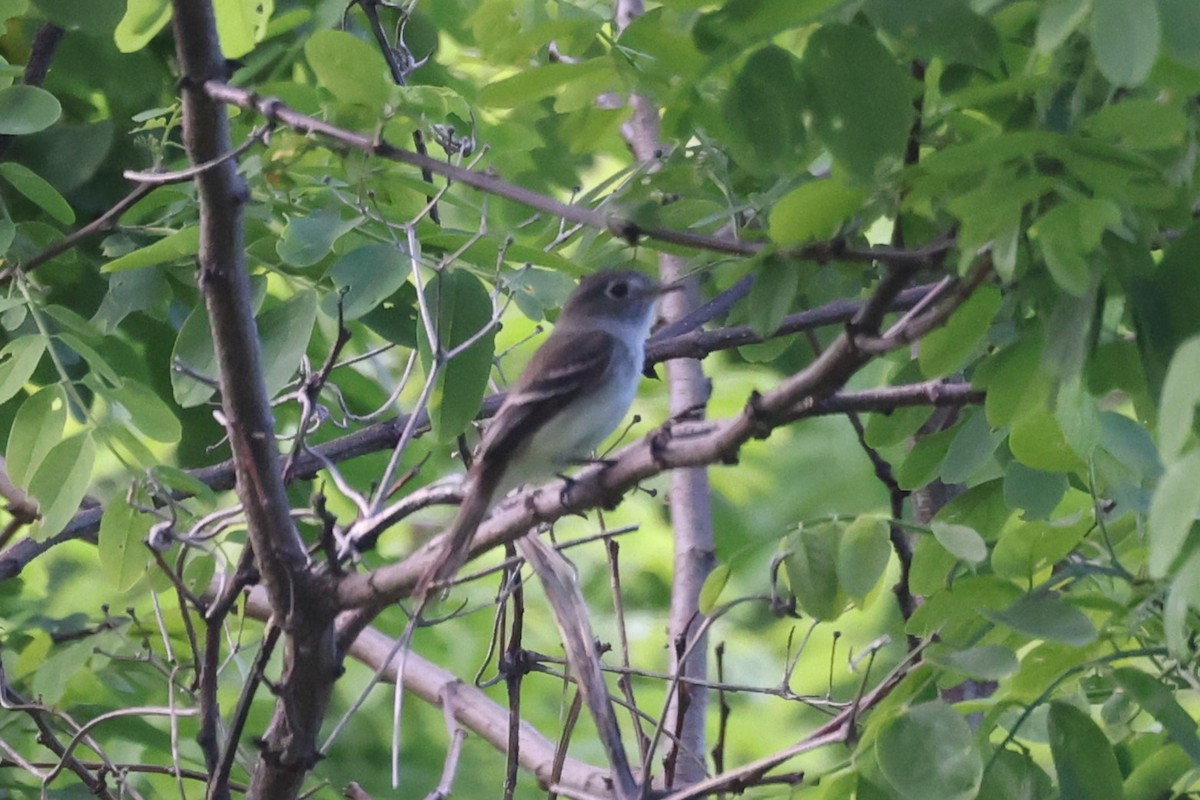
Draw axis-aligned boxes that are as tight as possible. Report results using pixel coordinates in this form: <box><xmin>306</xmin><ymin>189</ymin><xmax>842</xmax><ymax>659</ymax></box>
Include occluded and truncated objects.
<box><xmin>607</xmin><ymin>280</ymin><xmax>630</xmax><ymax>299</ymax></box>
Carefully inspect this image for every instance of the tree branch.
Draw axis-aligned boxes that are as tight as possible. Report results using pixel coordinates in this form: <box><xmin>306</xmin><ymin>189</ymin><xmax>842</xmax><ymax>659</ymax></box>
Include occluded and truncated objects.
<box><xmin>620</xmin><ymin>37</ymin><xmax>714</xmax><ymax>786</ymax></box>
<box><xmin>168</xmin><ymin>2</ymin><xmax>340</xmax><ymax>798</ymax></box>
<box><xmin>199</xmin><ymin>80</ymin><xmax>955</xmax><ymax>265</ymax></box>
<box><xmin>0</xmin><ymin>279</ymin><xmax>945</xmax><ymax>580</ymax></box>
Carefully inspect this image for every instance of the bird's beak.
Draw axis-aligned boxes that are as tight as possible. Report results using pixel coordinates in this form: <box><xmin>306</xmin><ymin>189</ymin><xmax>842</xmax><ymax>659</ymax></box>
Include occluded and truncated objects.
<box><xmin>655</xmin><ymin>279</ymin><xmax>688</xmax><ymax>296</ymax></box>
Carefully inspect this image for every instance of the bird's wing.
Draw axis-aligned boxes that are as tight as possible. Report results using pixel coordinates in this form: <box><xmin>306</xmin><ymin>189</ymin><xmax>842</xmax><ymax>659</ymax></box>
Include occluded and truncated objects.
<box><xmin>478</xmin><ymin>326</ymin><xmax>618</xmax><ymax>464</ymax></box>
<box><xmin>415</xmin><ymin>328</ymin><xmax>618</xmax><ymax>596</ymax></box>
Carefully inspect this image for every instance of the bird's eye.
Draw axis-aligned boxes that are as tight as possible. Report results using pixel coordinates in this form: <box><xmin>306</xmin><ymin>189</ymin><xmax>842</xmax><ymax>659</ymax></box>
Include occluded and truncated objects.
<box><xmin>607</xmin><ymin>280</ymin><xmax>630</xmax><ymax>299</ymax></box>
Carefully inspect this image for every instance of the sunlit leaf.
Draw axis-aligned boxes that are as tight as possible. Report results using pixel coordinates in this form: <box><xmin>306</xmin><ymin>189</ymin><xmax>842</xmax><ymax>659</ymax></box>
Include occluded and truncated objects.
<box><xmin>99</xmin><ymin>491</ymin><xmax>155</xmax><ymax>593</ymax></box>
<box><xmin>27</xmin><ymin>433</ymin><xmax>94</xmax><ymax>539</ymax></box>
<box><xmin>7</xmin><ymin>384</ymin><xmax>67</xmax><ymax>487</ymax></box>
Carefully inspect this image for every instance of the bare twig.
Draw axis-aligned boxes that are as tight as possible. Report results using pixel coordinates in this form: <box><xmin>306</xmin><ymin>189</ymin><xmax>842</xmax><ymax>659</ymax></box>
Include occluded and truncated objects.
<box><xmin>0</xmin><ymin>182</ymin><xmax>157</xmax><ymax>282</ymax></box>
<box><xmin>123</xmin><ymin>123</ymin><xmax>271</xmax><ymax>186</ymax></box>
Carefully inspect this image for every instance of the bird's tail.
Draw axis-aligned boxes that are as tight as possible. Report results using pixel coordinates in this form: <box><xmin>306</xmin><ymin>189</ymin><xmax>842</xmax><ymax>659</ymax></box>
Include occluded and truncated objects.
<box><xmin>414</xmin><ymin>459</ymin><xmax>504</xmax><ymax>599</ymax></box>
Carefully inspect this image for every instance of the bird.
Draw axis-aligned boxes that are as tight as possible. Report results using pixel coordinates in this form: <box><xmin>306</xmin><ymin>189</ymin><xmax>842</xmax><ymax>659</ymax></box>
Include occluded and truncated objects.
<box><xmin>415</xmin><ymin>269</ymin><xmax>669</xmax><ymax>597</ymax></box>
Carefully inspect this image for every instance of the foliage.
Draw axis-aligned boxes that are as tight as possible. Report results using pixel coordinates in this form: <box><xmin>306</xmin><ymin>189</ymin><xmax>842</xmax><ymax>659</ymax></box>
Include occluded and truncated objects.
<box><xmin>0</xmin><ymin>0</ymin><xmax>1198</xmax><ymax>799</ymax></box>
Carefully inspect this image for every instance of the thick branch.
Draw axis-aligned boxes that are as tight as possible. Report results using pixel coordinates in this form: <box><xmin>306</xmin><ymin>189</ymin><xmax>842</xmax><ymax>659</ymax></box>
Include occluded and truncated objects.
<box><xmin>168</xmin><ymin>2</ymin><xmax>340</xmax><ymax>798</ymax></box>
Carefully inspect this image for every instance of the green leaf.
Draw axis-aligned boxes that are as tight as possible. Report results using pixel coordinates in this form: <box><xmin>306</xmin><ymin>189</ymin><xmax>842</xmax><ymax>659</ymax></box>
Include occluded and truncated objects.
<box><xmin>837</xmin><ymin>516</ymin><xmax>891</xmax><ymax>599</ymax></box>
<box><xmin>1003</xmin><ymin>461</ymin><xmax>1068</xmax><ymax>520</ymax></box>
<box><xmin>692</xmin><ymin>0</ymin><xmax>844</xmax><ymax>54</ymax></box>
<box><xmin>304</xmin><ymin>29</ymin><xmax>392</xmax><ymax>109</ymax></box>
<box><xmin>0</xmin><ymin>217</ymin><xmax>15</xmax><ymax>255</ymax></box>
<box><xmin>768</xmin><ymin>176</ymin><xmax>866</xmax><ymax>246</ymax></box>
<box><xmin>991</xmin><ymin>496</ymin><xmax>1092</xmax><ymax>582</ymax></box>
<box><xmin>987</xmin><ymin>594</ymin><xmax>1098</xmax><ymax>646</ymax></box>
<box><xmin>417</xmin><ymin>270</ymin><xmax>497</xmax><ymax>443</ymax></box>
<box><xmin>0</xmin><ymin>162</ymin><xmax>74</xmax><ymax>224</ymax></box>
<box><xmin>1123</xmin><ymin>745</ymin><xmax>1193</xmax><ymax>800</ymax></box>
<box><xmin>99</xmin><ymin>492</ymin><xmax>154</xmax><ymax>593</ymax></box>
<box><xmin>7</xmin><ymin>384</ymin><xmax>67</xmax><ymax>487</ymax></box>
<box><xmin>276</xmin><ymin>208</ymin><xmax>358</xmax><ymax>268</ymax></box>
<box><xmin>908</xmin><ymin>575</ymin><xmax>1020</xmax><ymax>638</ymax></box>
<box><xmin>151</xmin><ymin>465</ymin><xmax>217</xmax><ymax>507</ymax></box>
<box><xmin>1164</xmin><ymin>551</ymin><xmax>1200</xmax><ymax>657</ymax></box>
<box><xmin>1157</xmin><ymin>335</ymin><xmax>1200</xmax><ymax>464</ymax></box>
<box><xmin>931</xmin><ymin>521</ymin><xmax>988</xmax><ymax>565</ymax></box>
<box><xmin>928</xmin><ymin>644</ymin><xmax>1018</xmax><ymax>680</ymax></box>
<box><xmin>939</xmin><ymin>410</ymin><xmax>1003</xmax><ymax>484</ymax></box>
<box><xmin>919</xmin><ymin>285</ymin><xmax>1001</xmax><ymax>377</ymax></box>
<box><xmin>0</xmin><ymin>85</ymin><xmax>61</xmax><ymax>135</ymax></box>
<box><xmin>802</xmin><ymin>24</ymin><xmax>913</xmax><ymax>179</ymax></box>
<box><xmin>723</xmin><ymin>46</ymin><xmax>806</xmax><ymax>176</ymax></box>
<box><xmin>359</xmin><ymin>282</ymin><xmax>420</xmax><ymax>348</ymax></box>
<box><xmin>1112</xmin><ymin>668</ymin><xmax>1200</xmax><ymax>765</ymax></box>
<box><xmin>213</xmin><ymin>0</ymin><xmax>262</xmax><ymax>59</ymax></box>
<box><xmin>698</xmin><ymin>562</ymin><xmax>731</xmax><ymax>614</ymax></box>
<box><xmin>1047</xmin><ymin>701</ymin><xmax>1126</xmax><ymax>800</ymax></box>
<box><xmin>1117</xmin><ymin>224</ymin><xmax>1200</xmax><ymax>397</ymax></box>
<box><xmin>60</xmin><ymin>333</ymin><xmax>121</xmax><ymax>385</ymax></box>
<box><xmin>479</xmin><ymin>60</ymin><xmax>610</xmax><ymax>108</ymax></box>
<box><xmin>1091</xmin><ymin>0</ymin><xmax>1160</xmax><ymax>87</ymax></box>
<box><xmin>110</xmin><ymin>379</ymin><xmax>181</xmax><ymax>444</ymax></box>
<box><xmin>974</xmin><ymin>328</ymin><xmax>1047</xmax><ymax>427</ymax></box>
<box><xmin>1160</xmin><ymin>0</ymin><xmax>1200</xmax><ymax>67</ymax></box>
<box><xmin>784</xmin><ymin>521</ymin><xmax>844</xmax><ymax>621</ymax></box>
<box><xmin>745</xmin><ymin>254</ymin><xmax>799</xmax><ymax>337</ymax></box>
<box><xmin>864</xmin><ymin>405</ymin><xmax>932</xmax><ymax>448</ymax></box>
<box><xmin>171</xmin><ymin>306</ymin><xmax>218</xmax><ymax>408</ymax></box>
<box><xmin>1086</xmin><ymin>99</ymin><xmax>1189</xmax><ymax>150</ymax></box>
<box><xmin>27</xmin><ymin>433</ymin><xmax>94</xmax><ymax>539</ymax></box>
<box><xmin>978</xmin><ymin>749</ymin><xmax>1053</xmax><ymax>800</ymax></box>
<box><xmin>1</xmin><ymin>0</ymin><xmax>27</xmax><ymax>24</ymax></box>
<box><xmin>1010</xmin><ymin>409</ymin><xmax>1085</xmax><ymax>473</ymax></box>
<box><xmin>326</xmin><ymin>244</ymin><xmax>408</xmax><ymax>321</ymax></box>
<box><xmin>0</xmin><ymin>336</ymin><xmax>44</xmax><ymax>405</ymax></box>
<box><xmin>259</xmin><ymin>290</ymin><xmax>317</xmax><ymax>399</ymax></box>
<box><xmin>1148</xmin><ymin>449</ymin><xmax>1200</xmax><ymax>577</ymax></box>
<box><xmin>102</xmin><ymin>226</ymin><xmax>200</xmax><ymax>272</ymax></box>
<box><xmin>863</xmin><ymin>0</ymin><xmax>1000</xmax><ymax>69</ymax></box>
<box><xmin>876</xmin><ymin>701</ymin><xmax>982</xmax><ymax>800</ymax></box>
<box><xmin>935</xmin><ymin>481</ymin><xmax>1012</xmax><ymax>542</ymax></box>
<box><xmin>96</xmin><ymin>422</ymin><xmax>158</xmax><ymax>471</ymax></box>
<box><xmin>93</xmin><ymin>268</ymin><xmax>172</xmax><ymax>334</ymax></box>
<box><xmin>32</xmin><ymin>0</ymin><xmax>123</xmax><ymax>34</ymax></box>
<box><xmin>1036</xmin><ymin>0</ymin><xmax>1092</xmax><ymax>53</ymax></box>
<box><xmin>504</xmin><ymin>268</ymin><xmax>575</xmax><ymax>322</ymax></box>
<box><xmin>393</xmin><ymin>85</ymin><xmax>472</xmax><ymax>125</ymax></box>
<box><xmin>114</xmin><ymin>0</ymin><xmax>171</xmax><ymax>53</ymax></box>
<box><xmin>1099</xmin><ymin>411</ymin><xmax>1162</xmax><ymax>483</ymax></box>
<box><xmin>1028</xmin><ymin>199</ymin><xmax>1121</xmax><ymax>295</ymax></box>
<box><xmin>1055</xmin><ymin>377</ymin><xmax>1101</xmax><ymax>460</ymax></box>
<box><xmin>897</xmin><ymin>427</ymin><xmax>955</xmax><ymax>490</ymax></box>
